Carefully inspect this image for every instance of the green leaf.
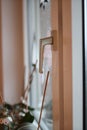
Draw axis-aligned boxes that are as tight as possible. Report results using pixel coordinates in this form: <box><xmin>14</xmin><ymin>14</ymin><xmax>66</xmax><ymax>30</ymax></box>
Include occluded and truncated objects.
<box><xmin>13</xmin><ymin>102</ymin><xmax>34</xmax><ymax>111</ymax></box>
<box><xmin>0</xmin><ymin>124</ymin><xmax>9</xmax><ymax>130</ymax></box>
<box><xmin>4</xmin><ymin>103</ymin><xmax>13</xmax><ymax>110</ymax></box>
<box><xmin>28</xmin><ymin>106</ymin><xmax>34</xmax><ymax>111</ymax></box>
<box><xmin>21</xmin><ymin>112</ymin><xmax>34</xmax><ymax>123</ymax></box>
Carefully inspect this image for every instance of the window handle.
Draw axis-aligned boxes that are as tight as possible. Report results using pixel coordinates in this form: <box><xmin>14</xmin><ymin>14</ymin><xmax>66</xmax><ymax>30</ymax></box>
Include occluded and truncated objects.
<box><xmin>39</xmin><ymin>30</ymin><xmax>57</xmax><ymax>73</ymax></box>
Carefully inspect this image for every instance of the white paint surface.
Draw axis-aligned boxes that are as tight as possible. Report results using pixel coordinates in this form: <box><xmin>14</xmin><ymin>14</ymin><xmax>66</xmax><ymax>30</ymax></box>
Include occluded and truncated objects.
<box><xmin>72</xmin><ymin>0</ymin><xmax>83</xmax><ymax>130</ymax></box>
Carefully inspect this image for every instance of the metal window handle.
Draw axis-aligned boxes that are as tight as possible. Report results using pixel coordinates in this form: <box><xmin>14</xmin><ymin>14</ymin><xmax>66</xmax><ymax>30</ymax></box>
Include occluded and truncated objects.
<box><xmin>39</xmin><ymin>30</ymin><xmax>57</xmax><ymax>73</ymax></box>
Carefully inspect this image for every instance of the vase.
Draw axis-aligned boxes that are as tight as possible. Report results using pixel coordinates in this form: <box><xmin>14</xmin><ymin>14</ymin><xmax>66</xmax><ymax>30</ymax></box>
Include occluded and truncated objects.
<box><xmin>17</xmin><ymin>123</ymin><xmax>37</xmax><ymax>130</ymax></box>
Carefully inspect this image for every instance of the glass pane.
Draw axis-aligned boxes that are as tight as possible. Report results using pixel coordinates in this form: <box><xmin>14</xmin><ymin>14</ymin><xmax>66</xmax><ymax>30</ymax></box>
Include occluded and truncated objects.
<box><xmin>27</xmin><ymin>0</ymin><xmax>53</xmax><ymax>130</ymax></box>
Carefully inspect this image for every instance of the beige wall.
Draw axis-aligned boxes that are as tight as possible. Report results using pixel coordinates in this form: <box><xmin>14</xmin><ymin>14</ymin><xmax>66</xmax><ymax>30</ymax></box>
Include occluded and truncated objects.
<box><xmin>0</xmin><ymin>0</ymin><xmax>3</xmax><ymax>96</ymax></box>
<box><xmin>0</xmin><ymin>0</ymin><xmax>24</xmax><ymax>104</ymax></box>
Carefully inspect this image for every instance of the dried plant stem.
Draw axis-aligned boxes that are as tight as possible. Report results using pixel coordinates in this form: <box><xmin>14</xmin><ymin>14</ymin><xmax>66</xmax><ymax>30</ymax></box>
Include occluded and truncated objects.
<box><xmin>24</xmin><ymin>60</ymin><xmax>38</xmax><ymax>98</ymax></box>
<box><xmin>21</xmin><ymin>60</ymin><xmax>38</xmax><ymax>106</ymax></box>
<box><xmin>37</xmin><ymin>71</ymin><xmax>50</xmax><ymax>130</ymax></box>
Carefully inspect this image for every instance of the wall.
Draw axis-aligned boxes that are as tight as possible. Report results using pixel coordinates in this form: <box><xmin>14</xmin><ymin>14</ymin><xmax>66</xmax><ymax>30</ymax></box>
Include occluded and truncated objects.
<box><xmin>72</xmin><ymin>0</ymin><xmax>83</xmax><ymax>130</ymax></box>
<box><xmin>0</xmin><ymin>0</ymin><xmax>24</xmax><ymax>104</ymax></box>
<box><xmin>0</xmin><ymin>0</ymin><xmax>3</xmax><ymax>97</ymax></box>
